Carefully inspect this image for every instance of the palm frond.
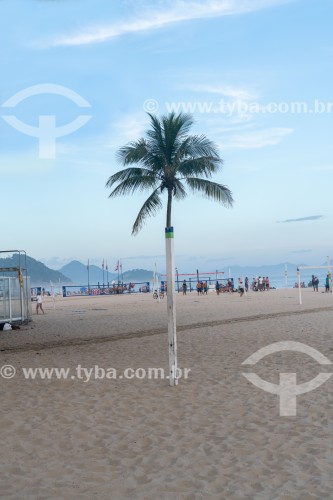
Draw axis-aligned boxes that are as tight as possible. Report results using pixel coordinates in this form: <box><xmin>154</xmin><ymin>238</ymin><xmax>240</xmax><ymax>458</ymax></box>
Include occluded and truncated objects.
<box><xmin>185</xmin><ymin>177</ymin><xmax>234</xmax><ymax>207</ymax></box>
<box><xmin>163</xmin><ymin>112</ymin><xmax>194</xmax><ymax>138</ymax></box>
<box><xmin>178</xmin><ymin>156</ymin><xmax>221</xmax><ymax>179</ymax></box>
<box><xmin>106</xmin><ymin>167</ymin><xmax>159</xmax><ymax>189</ymax></box>
<box><xmin>146</xmin><ymin>112</ymin><xmax>195</xmax><ymax>166</ymax></box>
<box><xmin>172</xmin><ymin>179</ymin><xmax>187</xmax><ymax>200</ymax></box>
<box><xmin>162</xmin><ymin>113</ymin><xmax>194</xmax><ymax>163</ymax></box>
<box><xmin>146</xmin><ymin>114</ymin><xmax>167</xmax><ymax>159</ymax></box>
<box><xmin>107</xmin><ymin>175</ymin><xmax>159</xmax><ymax>198</ymax></box>
<box><xmin>182</xmin><ymin>135</ymin><xmax>220</xmax><ymax>159</ymax></box>
<box><xmin>117</xmin><ymin>139</ymin><xmax>148</xmax><ymax>165</ymax></box>
<box><xmin>132</xmin><ymin>188</ymin><xmax>163</xmax><ymax>235</ymax></box>
<box><xmin>139</xmin><ymin>151</ymin><xmax>165</xmax><ymax>173</ymax></box>
<box><xmin>107</xmin><ymin>112</ymin><xmax>233</xmax><ymax>236</ymax></box>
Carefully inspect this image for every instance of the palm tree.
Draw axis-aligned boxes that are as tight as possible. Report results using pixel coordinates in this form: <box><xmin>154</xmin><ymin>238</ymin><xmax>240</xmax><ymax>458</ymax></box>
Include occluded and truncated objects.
<box><xmin>106</xmin><ymin>112</ymin><xmax>233</xmax><ymax>385</ymax></box>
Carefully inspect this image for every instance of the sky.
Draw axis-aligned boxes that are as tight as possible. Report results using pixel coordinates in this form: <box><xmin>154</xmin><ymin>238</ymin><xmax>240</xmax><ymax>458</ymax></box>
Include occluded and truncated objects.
<box><xmin>1</xmin><ymin>0</ymin><xmax>333</xmax><ymax>272</ymax></box>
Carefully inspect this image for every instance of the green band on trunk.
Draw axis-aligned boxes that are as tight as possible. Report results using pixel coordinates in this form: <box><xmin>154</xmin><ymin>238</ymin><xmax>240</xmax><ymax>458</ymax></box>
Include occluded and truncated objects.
<box><xmin>165</xmin><ymin>227</ymin><xmax>174</xmax><ymax>238</ymax></box>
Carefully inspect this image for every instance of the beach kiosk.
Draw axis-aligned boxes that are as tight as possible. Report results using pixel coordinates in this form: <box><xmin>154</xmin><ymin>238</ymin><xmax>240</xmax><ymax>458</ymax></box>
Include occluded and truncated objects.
<box><xmin>0</xmin><ymin>250</ymin><xmax>31</xmax><ymax>323</ymax></box>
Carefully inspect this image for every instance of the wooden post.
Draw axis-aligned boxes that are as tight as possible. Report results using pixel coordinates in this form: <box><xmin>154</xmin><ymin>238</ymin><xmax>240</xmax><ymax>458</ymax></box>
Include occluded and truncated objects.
<box><xmin>165</xmin><ymin>227</ymin><xmax>178</xmax><ymax>386</ymax></box>
<box><xmin>297</xmin><ymin>268</ymin><xmax>302</xmax><ymax>305</ymax></box>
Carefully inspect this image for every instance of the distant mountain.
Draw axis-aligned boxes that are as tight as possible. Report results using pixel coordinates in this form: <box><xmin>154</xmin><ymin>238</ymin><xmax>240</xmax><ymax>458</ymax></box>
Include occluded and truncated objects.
<box><xmin>0</xmin><ymin>254</ymin><xmax>71</xmax><ymax>286</ymax></box>
<box><xmin>3</xmin><ymin>254</ymin><xmax>325</xmax><ymax>290</ymax></box>
<box><xmin>59</xmin><ymin>260</ymin><xmax>116</xmax><ymax>285</ymax></box>
<box><xmin>58</xmin><ymin>261</ymin><xmax>157</xmax><ymax>285</ymax></box>
<box><xmin>59</xmin><ymin>260</ymin><xmax>317</xmax><ymax>286</ymax></box>
<box><xmin>122</xmin><ymin>269</ymin><xmax>156</xmax><ymax>282</ymax></box>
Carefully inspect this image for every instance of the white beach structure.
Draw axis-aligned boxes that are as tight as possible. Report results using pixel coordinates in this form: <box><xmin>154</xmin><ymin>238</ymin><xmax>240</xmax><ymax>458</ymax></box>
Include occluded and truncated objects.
<box><xmin>297</xmin><ymin>256</ymin><xmax>332</xmax><ymax>305</ymax></box>
<box><xmin>0</xmin><ymin>250</ymin><xmax>31</xmax><ymax>323</ymax></box>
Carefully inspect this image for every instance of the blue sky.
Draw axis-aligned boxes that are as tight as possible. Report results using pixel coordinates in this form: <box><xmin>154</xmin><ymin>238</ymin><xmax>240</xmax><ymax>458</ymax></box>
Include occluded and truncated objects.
<box><xmin>1</xmin><ymin>0</ymin><xmax>332</xmax><ymax>272</ymax></box>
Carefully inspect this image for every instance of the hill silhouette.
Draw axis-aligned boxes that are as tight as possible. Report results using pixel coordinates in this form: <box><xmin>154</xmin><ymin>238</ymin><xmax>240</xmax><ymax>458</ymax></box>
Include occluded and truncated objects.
<box><xmin>0</xmin><ymin>254</ymin><xmax>71</xmax><ymax>286</ymax></box>
<box><xmin>59</xmin><ymin>261</ymin><xmax>156</xmax><ymax>285</ymax></box>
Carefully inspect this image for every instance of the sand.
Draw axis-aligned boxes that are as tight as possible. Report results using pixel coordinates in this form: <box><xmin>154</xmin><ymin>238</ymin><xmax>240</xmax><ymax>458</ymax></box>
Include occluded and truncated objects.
<box><xmin>1</xmin><ymin>288</ymin><xmax>333</xmax><ymax>499</ymax></box>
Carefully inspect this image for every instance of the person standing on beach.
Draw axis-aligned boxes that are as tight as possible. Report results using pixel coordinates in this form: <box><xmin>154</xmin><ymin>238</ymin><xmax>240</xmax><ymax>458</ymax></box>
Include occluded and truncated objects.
<box><xmin>314</xmin><ymin>277</ymin><xmax>319</xmax><ymax>292</ymax></box>
<box><xmin>36</xmin><ymin>292</ymin><xmax>45</xmax><ymax>315</ymax></box>
<box><xmin>325</xmin><ymin>275</ymin><xmax>330</xmax><ymax>292</ymax></box>
<box><xmin>182</xmin><ymin>280</ymin><xmax>187</xmax><ymax>295</ymax></box>
<box><xmin>245</xmin><ymin>277</ymin><xmax>249</xmax><ymax>292</ymax></box>
<box><xmin>311</xmin><ymin>275</ymin><xmax>316</xmax><ymax>291</ymax></box>
<box><xmin>200</xmin><ymin>281</ymin><xmax>205</xmax><ymax>295</ymax></box>
<box><xmin>238</xmin><ymin>278</ymin><xmax>245</xmax><ymax>297</ymax></box>
<box><xmin>258</xmin><ymin>276</ymin><xmax>263</xmax><ymax>291</ymax></box>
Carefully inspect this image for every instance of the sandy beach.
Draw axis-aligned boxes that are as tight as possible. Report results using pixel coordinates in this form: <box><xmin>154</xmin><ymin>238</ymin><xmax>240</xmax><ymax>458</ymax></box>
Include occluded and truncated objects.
<box><xmin>1</xmin><ymin>288</ymin><xmax>333</xmax><ymax>499</ymax></box>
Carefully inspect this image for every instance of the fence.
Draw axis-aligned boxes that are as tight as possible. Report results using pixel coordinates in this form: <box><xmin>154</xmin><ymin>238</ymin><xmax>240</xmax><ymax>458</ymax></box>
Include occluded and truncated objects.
<box><xmin>0</xmin><ymin>277</ymin><xmax>31</xmax><ymax>322</ymax></box>
<box><xmin>161</xmin><ymin>277</ymin><xmax>233</xmax><ymax>292</ymax></box>
<box><xmin>62</xmin><ymin>282</ymin><xmax>151</xmax><ymax>297</ymax></box>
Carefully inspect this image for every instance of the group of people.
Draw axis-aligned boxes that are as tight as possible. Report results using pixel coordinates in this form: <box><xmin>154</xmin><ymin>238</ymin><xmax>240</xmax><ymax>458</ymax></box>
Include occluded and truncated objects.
<box><xmin>311</xmin><ymin>274</ymin><xmax>332</xmax><ymax>292</ymax></box>
<box><xmin>195</xmin><ymin>281</ymin><xmax>209</xmax><ymax>295</ymax></box>
<box><xmin>183</xmin><ymin>279</ymin><xmax>235</xmax><ymax>295</ymax></box>
<box><xmin>180</xmin><ymin>276</ymin><xmax>270</xmax><ymax>297</ymax></box>
<box><xmin>187</xmin><ymin>277</ymin><xmax>272</xmax><ymax>296</ymax></box>
<box><xmin>251</xmin><ymin>276</ymin><xmax>270</xmax><ymax>291</ymax></box>
<box><xmin>294</xmin><ymin>281</ymin><xmax>307</xmax><ymax>288</ymax></box>
<box><xmin>215</xmin><ymin>279</ymin><xmax>234</xmax><ymax>295</ymax></box>
<box><xmin>237</xmin><ymin>276</ymin><xmax>270</xmax><ymax>297</ymax></box>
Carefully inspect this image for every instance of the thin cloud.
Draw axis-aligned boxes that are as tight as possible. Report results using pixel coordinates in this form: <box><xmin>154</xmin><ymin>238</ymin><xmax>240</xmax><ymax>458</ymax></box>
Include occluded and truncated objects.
<box><xmin>104</xmin><ymin>113</ymin><xmax>148</xmax><ymax>151</ymax></box>
<box><xmin>175</xmin><ymin>84</ymin><xmax>258</xmax><ymax>123</ymax></box>
<box><xmin>277</xmin><ymin>215</ymin><xmax>324</xmax><ymax>223</ymax></box>
<box><xmin>181</xmin><ymin>83</ymin><xmax>257</xmax><ymax>101</ymax></box>
<box><xmin>49</xmin><ymin>0</ymin><xmax>294</xmax><ymax>47</ymax></box>
<box><xmin>221</xmin><ymin>127</ymin><xmax>293</xmax><ymax>149</ymax></box>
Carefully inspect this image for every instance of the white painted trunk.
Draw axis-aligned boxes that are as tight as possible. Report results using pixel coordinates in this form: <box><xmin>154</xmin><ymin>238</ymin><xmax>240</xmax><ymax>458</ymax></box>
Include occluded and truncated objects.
<box><xmin>165</xmin><ymin>227</ymin><xmax>178</xmax><ymax>386</ymax></box>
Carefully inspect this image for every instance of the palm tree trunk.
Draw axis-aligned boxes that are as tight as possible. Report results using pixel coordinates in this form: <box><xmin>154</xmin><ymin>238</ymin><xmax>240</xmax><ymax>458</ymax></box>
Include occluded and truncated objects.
<box><xmin>166</xmin><ymin>188</ymin><xmax>172</xmax><ymax>227</ymax></box>
<box><xmin>165</xmin><ymin>189</ymin><xmax>178</xmax><ymax>386</ymax></box>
